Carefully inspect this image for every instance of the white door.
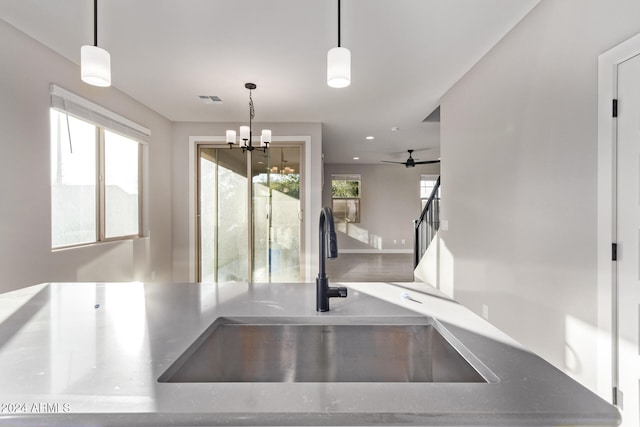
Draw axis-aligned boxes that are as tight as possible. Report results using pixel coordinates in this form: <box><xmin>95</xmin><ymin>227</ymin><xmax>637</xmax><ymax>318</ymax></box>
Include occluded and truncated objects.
<box><xmin>616</xmin><ymin>52</ymin><xmax>640</xmax><ymax>427</ymax></box>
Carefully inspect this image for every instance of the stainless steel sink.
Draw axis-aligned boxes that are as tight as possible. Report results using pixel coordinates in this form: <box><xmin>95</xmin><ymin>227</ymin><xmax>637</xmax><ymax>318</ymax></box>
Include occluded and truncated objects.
<box><xmin>159</xmin><ymin>317</ymin><xmax>498</xmax><ymax>383</ymax></box>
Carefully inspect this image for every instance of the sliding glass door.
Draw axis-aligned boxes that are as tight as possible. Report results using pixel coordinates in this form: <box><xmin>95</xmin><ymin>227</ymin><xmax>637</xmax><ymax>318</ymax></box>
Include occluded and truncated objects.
<box><xmin>197</xmin><ymin>144</ymin><xmax>303</xmax><ymax>283</ymax></box>
<box><xmin>198</xmin><ymin>147</ymin><xmax>249</xmax><ymax>282</ymax></box>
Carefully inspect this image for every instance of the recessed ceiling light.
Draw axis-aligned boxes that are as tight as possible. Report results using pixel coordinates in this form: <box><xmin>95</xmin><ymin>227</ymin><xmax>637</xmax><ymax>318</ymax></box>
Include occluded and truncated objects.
<box><xmin>391</xmin><ymin>126</ymin><xmax>399</xmax><ymax>132</ymax></box>
<box><xmin>353</xmin><ymin>157</ymin><xmax>360</xmax><ymax>160</ymax></box>
<box><xmin>365</xmin><ymin>136</ymin><xmax>374</xmax><ymax>140</ymax></box>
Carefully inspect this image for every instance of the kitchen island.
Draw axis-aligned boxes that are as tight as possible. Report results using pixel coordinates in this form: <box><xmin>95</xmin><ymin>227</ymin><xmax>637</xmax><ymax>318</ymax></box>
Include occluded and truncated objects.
<box><xmin>0</xmin><ymin>281</ymin><xmax>621</xmax><ymax>426</ymax></box>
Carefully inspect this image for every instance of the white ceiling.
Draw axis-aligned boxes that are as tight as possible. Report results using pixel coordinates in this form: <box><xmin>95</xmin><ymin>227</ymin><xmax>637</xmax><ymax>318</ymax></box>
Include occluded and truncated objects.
<box><xmin>0</xmin><ymin>0</ymin><xmax>540</xmax><ymax>164</ymax></box>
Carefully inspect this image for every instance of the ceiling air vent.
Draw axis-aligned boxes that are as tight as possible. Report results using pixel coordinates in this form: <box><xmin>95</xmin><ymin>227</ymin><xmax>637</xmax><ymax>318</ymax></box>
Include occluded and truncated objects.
<box><xmin>199</xmin><ymin>95</ymin><xmax>223</xmax><ymax>104</ymax></box>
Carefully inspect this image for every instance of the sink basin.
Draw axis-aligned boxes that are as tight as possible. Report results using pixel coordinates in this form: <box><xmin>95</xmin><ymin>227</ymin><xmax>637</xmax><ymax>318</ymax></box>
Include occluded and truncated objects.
<box><xmin>158</xmin><ymin>317</ymin><xmax>498</xmax><ymax>383</ymax></box>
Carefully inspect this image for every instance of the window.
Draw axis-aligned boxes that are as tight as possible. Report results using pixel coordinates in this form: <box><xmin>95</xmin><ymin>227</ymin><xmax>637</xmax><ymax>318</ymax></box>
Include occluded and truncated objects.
<box><xmin>104</xmin><ymin>130</ymin><xmax>140</xmax><ymax>238</ymax></box>
<box><xmin>331</xmin><ymin>174</ymin><xmax>361</xmax><ymax>223</ymax></box>
<box><xmin>50</xmin><ymin>101</ymin><xmax>144</xmax><ymax>249</ymax></box>
<box><xmin>420</xmin><ymin>174</ymin><xmax>439</xmax><ymax>210</ymax></box>
<box><xmin>50</xmin><ymin>112</ymin><xmax>98</xmax><ymax>247</ymax></box>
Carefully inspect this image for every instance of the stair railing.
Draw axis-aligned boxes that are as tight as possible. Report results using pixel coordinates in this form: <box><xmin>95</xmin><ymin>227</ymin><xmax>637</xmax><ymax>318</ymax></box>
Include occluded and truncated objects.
<box><xmin>414</xmin><ymin>176</ymin><xmax>440</xmax><ymax>267</ymax></box>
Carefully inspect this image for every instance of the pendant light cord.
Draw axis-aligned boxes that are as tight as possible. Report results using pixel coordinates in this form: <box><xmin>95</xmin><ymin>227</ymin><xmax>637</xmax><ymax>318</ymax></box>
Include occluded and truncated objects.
<box><xmin>337</xmin><ymin>0</ymin><xmax>341</xmax><ymax>48</ymax></box>
<box><xmin>93</xmin><ymin>0</ymin><xmax>98</xmax><ymax>47</ymax></box>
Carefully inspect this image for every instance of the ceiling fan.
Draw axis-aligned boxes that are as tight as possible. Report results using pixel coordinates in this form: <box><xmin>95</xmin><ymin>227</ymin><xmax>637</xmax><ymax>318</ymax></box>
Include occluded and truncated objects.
<box><xmin>382</xmin><ymin>150</ymin><xmax>440</xmax><ymax>168</ymax></box>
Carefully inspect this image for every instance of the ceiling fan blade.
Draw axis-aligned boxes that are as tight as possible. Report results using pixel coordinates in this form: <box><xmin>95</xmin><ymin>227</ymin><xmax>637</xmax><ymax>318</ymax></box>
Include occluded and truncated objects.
<box><xmin>413</xmin><ymin>160</ymin><xmax>441</xmax><ymax>164</ymax></box>
<box><xmin>390</xmin><ymin>148</ymin><xmax>432</xmax><ymax>155</ymax></box>
<box><xmin>381</xmin><ymin>161</ymin><xmax>407</xmax><ymax>164</ymax></box>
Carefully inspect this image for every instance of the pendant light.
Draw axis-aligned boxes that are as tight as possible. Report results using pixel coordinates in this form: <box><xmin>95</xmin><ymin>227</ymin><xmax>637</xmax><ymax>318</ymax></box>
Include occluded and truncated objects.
<box><xmin>226</xmin><ymin>83</ymin><xmax>272</xmax><ymax>153</ymax></box>
<box><xmin>327</xmin><ymin>0</ymin><xmax>351</xmax><ymax>88</ymax></box>
<box><xmin>81</xmin><ymin>0</ymin><xmax>111</xmax><ymax>87</ymax></box>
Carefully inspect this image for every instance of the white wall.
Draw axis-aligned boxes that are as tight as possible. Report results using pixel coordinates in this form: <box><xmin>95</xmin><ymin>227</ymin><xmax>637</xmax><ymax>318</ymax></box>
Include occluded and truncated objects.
<box><xmin>170</xmin><ymin>122</ymin><xmax>322</xmax><ymax>282</ymax></box>
<box><xmin>0</xmin><ymin>19</ymin><xmax>173</xmax><ymax>293</ymax></box>
<box><xmin>439</xmin><ymin>0</ymin><xmax>640</xmax><ymax>394</ymax></box>
<box><xmin>414</xmin><ymin>231</ymin><xmax>454</xmax><ymax>297</ymax></box>
<box><xmin>323</xmin><ymin>163</ymin><xmax>439</xmax><ymax>252</ymax></box>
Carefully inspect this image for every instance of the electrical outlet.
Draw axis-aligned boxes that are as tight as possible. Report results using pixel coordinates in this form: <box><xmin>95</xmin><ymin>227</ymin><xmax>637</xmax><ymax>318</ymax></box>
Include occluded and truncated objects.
<box><xmin>482</xmin><ymin>304</ymin><xmax>489</xmax><ymax>320</ymax></box>
<box><xmin>393</xmin><ymin>239</ymin><xmax>397</xmax><ymax>244</ymax></box>
<box><xmin>401</xmin><ymin>239</ymin><xmax>406</xmax><ymax>244</ymax></box>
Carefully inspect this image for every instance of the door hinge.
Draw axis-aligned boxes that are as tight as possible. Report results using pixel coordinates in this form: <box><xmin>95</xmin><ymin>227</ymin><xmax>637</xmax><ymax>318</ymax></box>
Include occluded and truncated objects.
<box><xmin>612</xmin><ymin>243</ymin><xmax>618</xmax><ymax>261</ymax></box>
<box><xmin>613</xmin><ymin>386</ymin><xmax>623</xmax><ymax>408</ymax></box>
<box><xmin>613</xmin><ymin>99</ymin><xmax>618</xmax><ymax>118</ymax></box>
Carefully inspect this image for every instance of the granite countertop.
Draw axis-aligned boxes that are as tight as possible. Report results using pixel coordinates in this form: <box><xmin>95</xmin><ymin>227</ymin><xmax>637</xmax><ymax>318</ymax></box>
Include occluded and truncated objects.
<box><xmin>0</xmin><ymin>281</ymin><xmax>621</xmax><ymax>426</ymax></box>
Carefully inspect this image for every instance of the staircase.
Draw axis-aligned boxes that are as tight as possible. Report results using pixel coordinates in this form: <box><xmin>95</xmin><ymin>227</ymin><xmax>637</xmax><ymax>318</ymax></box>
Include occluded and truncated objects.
<box><xmin>414</xmin><ymin>176</ymin><xmax>440</xmax><ymax>267</ymax></box>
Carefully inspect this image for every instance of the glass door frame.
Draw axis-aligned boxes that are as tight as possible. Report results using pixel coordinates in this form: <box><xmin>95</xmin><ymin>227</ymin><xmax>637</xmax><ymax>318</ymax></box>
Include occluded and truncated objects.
<box><xmin>194</xmin><ymin>140</ymin><xmax>306</xmax><ymax>283</ymax></box>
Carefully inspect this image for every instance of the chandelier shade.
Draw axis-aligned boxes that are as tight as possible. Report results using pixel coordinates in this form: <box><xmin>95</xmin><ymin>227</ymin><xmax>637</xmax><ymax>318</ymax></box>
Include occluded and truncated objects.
<box><xmin>239</xmin><ymin>126</ymin><xmax>250</xmax><ymax>143</ymax></box>
<box><xmin>260</xmin><ymin>129</ymin><xmax>272</xmax><ymax>147</ymax></box>
<box><xmin>225</xmin><ymin>130</ymin><xmax>236</xmax><ymax>144</ymax></box>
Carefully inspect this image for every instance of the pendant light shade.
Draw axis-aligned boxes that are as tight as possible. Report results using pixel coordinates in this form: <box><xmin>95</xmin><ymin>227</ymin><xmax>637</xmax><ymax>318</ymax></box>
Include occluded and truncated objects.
<box><xmin>81</xmin><ymin>0</ymin><xmax>111</xmax><ymax>87</ymax></box>
<box><xmin>327</xmin><ymin>46</ymin><xmax>351</xmax><ymax>88</ymax></box>
<box><xmin>81</xmin><ymin>45</ymin><xmax>111</xmax><ymax>87</ymax></box>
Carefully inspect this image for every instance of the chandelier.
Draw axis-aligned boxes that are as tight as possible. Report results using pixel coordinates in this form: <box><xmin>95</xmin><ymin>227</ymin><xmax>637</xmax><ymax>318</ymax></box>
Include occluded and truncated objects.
<box><xmin>226</xmin><ymin>83</ymin><xmax>271</xmax><ymax>152</ymax></box>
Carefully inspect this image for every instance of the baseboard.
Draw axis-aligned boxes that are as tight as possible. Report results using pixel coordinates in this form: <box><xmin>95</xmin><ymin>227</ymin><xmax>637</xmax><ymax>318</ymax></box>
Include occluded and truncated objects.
<box><xmin>338</xmin><ymin>249</ymin><xmax>413</xmax><ymax>254</ymax></box>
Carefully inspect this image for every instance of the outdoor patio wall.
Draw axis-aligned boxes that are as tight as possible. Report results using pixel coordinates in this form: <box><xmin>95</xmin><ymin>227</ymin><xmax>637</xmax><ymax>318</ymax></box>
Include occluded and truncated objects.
<box><xmin>439</xmin><ymin>0</ymin><xmax>640</xmax><ymax>394</ymax></box>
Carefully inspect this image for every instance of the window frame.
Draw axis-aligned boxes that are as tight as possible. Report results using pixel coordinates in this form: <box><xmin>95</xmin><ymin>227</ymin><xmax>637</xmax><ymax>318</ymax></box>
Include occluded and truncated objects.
<box><xmin>100</xmin><ymin>127</ymin><xmax>143</xmax><ymax>243</ymax></box>
<box><xmin>331</xmin><ymin>173</ymin><xmax>361</xmax><ymax>224</ymax></box>
<box><xmin>420</xmin><ymin>174</ymin><xmax>439</xmax><ymax>210</ymax></box>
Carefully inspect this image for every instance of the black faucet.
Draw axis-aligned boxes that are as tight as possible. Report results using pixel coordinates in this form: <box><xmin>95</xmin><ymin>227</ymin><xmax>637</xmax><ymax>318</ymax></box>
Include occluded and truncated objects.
<box><xmin>317</xmin><ymin>207</ymin><xmax>347</xmax><ymax>312</ymax></box>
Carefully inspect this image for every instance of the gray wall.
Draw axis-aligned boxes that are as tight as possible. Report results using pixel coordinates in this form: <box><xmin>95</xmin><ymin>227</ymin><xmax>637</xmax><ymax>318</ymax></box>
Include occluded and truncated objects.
<box><xmin>0</xmin><ymin>19</ymin><xmax>173</xmax><ymax>292</ymax></box>
<box><xmin>323</xmin><ymin>163</ymin><xmax>439</xmax><ymax>252</ymax></box>
<box><xmin>439</xmin><ymin>0</ymin><xmax>640</xmax><ymax>393</ymax></box>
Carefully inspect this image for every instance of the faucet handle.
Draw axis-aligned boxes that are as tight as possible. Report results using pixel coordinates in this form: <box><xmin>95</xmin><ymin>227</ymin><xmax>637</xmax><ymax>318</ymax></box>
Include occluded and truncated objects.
<box><xmin>328</xmin><ymin>232</ymin><xmax>338</xmax><ymax>258</ymax></box>
<box><xmin>328</xmin><ymin>286</ymin><xmax>348</xmax><ymax>298</ymax></box>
